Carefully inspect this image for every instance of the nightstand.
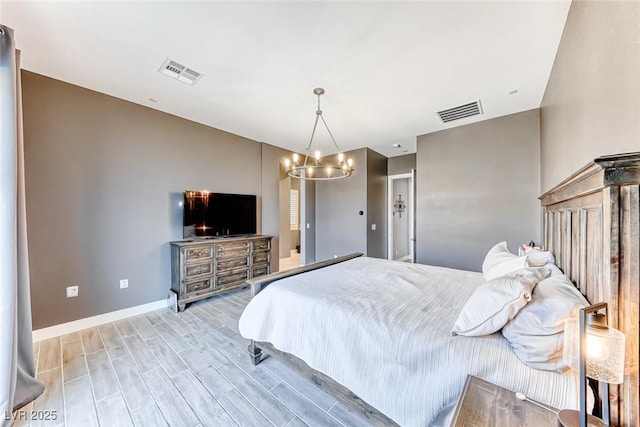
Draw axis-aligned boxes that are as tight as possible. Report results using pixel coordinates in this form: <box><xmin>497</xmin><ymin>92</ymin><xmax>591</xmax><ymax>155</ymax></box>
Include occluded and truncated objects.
<box><xmin>451</xmin><ymin>375</ymin><xmax>558</xmax><ymax>426</ymax></box>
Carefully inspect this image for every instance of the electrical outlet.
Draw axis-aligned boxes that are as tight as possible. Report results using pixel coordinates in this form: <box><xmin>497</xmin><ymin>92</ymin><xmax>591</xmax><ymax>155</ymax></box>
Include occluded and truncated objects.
<box><xmin>120</xmin><ymin>279</ymin><xmax>128</xmax><ymax>289</ymax></box>
<box><xmin>371</xmin><ymin>224</ymin><xmax>377</xmax><ymax>230</ymax></box>
<box><xmin>66</xmin><ymin>285</ymin><xmax>79</xmax><ymax>298</ymax></box>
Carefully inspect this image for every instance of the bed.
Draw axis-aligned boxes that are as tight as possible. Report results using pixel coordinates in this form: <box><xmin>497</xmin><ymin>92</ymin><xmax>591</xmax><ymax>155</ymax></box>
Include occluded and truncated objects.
<box><xmin>240</xmin><ymin>152</ymin><xmax>640</xmax><ymax>427</ymax></box>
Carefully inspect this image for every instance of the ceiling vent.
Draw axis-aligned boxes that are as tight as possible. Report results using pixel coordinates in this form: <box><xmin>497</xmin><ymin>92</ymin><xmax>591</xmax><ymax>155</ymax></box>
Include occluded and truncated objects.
<box><xmin>158</xmin><ymin>58</ymin><xmax>203</xmax><ymax>86</ymax></box>
<box><xmin>437</xmin><ymin>100</ymin><xmax>483</xmax><ymax>123</ymax></box>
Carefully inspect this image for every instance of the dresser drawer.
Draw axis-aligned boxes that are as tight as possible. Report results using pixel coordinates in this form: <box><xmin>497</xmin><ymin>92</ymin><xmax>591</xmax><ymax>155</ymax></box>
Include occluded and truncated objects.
<box><xmin>252</xmin><ymin>266</ymin><xmax>269</xmax><ymax>278</ymax></box>
<box><xmin>216</xmin><ymin>241</ymin><xmax>250</xmax><ymax>259</ymax></box>
<box><xmin>252</xmin><ymin>239</ymin><xmax>271</xmax><ymax>251</ymax></box>
<box><xmin>216</xmin><ymin>269</ymin><xmax>248</xmax><ymax>288</ymax></box>
<box><xmin>252</xmin><ymin>251</ymin><xmax>270</xmax><ymax>265</ymax></box>
<box><xmin>184</xmin><ymin>261</ymin><xmax>214</xmax><ymax>278</ymax></box>
<box><xmin>217</xmin><ymin>257</ymin><xmax>249</xmax><ymax>272</ymax></box>
<box><xmin>185</xmin><ymin>277</ymin><xmax>213</xmax><ymax>295</ymax></box>
<box><xmin>184</xmin><ymin>245</ymin><xmax>214</xmax><ymax>263</ymax></box>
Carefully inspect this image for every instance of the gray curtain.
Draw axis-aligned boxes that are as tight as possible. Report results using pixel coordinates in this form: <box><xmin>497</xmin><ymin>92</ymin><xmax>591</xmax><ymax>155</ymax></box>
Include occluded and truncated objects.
<box><xmin>0</xmin><ymin>25</ymin><xmax>45</xmax><ymax>424</ymax></box>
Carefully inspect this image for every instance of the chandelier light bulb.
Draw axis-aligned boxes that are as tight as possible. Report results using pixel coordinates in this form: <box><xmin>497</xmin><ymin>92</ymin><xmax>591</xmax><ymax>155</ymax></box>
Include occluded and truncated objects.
<box><xmin>285</xmin><ymin>158</ymin><xmax>290</xmax><ymax>169</ymax></box>
<box><xmin>338</xmin><ymin>153</ymin><xmax>344</xmax><ymax>163</ymax></box>
<box><xmin>347</xmin><ymin>158</ymin><xmax>354</xmax><ymax>167</ymax></box>
<box><xmin>315</xmin><ymin>151</ymin><xmax>321</xmax><ymax>161</ymax></box>
<box><xmin>293</xmin><ymin>153</ymin><xmax>299</xmax><ymax>164</ymax></box>
<box><xmin>307</xmin><ymin>167</ymin><xmax>313</xmax><ymax>176</ymax></box>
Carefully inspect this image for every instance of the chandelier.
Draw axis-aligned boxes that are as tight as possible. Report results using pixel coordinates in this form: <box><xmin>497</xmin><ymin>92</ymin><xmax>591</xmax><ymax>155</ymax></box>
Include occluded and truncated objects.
<box><xmin>284</xmin><ymin>88</ymin><xmax>354</xmax><ymax>180</ymax></box>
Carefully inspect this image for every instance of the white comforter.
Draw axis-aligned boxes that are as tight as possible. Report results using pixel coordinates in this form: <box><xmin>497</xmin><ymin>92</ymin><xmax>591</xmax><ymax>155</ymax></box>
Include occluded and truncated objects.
<box><xmin>239</xmin><ymin>257</ymin><xmax>578</xmax><ymax>426</ymax></box>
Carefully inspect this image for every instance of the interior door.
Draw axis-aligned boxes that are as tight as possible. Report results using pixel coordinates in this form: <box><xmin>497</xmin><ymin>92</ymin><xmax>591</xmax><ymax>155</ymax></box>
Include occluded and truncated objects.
<box><xmin>388</xmin><ymin>172</ymin><xmax>415</xmax><ymax>262</ymax></box>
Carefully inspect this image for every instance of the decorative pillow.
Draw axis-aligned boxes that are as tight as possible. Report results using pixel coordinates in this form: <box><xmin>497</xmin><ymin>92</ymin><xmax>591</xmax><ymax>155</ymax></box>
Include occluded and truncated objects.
<box><xmin>451</xmin><ymin>267</ymin><xmax>549</xmax><ymax>337</ymax></box>
<box><xmin>502</xmin><ymin>274</ymin><xmax>588</xmax><ymax>372</ymax></box>
<box><xmin>482</xmin><ymin>242</ymin><xmax>527</xmax><ymax>281</ymax></box>
<box><xmin>526</xmin><ymin>249</ymin><xmax>556</xmax><ymax>267</ymax></box>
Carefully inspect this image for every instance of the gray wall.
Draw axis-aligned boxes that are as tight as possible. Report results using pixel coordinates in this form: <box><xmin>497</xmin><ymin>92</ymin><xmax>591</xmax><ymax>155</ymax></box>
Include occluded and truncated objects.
<box><xmin>278</xmin><ymin>176</ymin><xmax>291</xmax><ymax>258</ymax></box>
<box><xmin>540</xmin><ymin>0</ymin><xmax>640</xmax><ymax>192</ymax></box>
<box><xmin>366</xmin><ymin>148</ymin><xmax>388</xmax><ymax>259</ymax></box>
<box><xmin>261</xmin><ymin>142</ymin><xmax>289</xmax><ymax>273</ymax></box>
<box><xmin>388</xmin><ymin>153</ymin><xmax>416</xmax><ymax>175</ymax></box>
<box><xmin>315</xmin><ymin>148</ymin><xmax>387</xmax><ymax>261</ymax></box>
<box><xmin>315</xmin><ymin>149</ymin><xmax>368</xmax><ymax>260</ymax></box>
<box><xmin>22</xmin><ymin>71</ymin><xmax>281</xmax><ymax>328</ymax></box>
<box><xmin>416</xmin><ymin>109</ymin><xmax>541</xmax><ymax>271</ymax></box>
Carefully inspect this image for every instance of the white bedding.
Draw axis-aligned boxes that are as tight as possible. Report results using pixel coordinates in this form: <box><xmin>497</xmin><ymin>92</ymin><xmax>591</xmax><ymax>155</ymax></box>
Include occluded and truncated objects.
<box><xmin>239</xmin><ymin>257</ymin><xmax>578</xmax><ymax>426</ymax></box>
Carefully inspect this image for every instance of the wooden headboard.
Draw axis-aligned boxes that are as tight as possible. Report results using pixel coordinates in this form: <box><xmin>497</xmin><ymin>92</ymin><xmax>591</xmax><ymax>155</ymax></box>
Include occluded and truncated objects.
<box><xmin>540</xmin><ymin>152</ymin><xmax>639</xmax><ymax>427</ymax></box>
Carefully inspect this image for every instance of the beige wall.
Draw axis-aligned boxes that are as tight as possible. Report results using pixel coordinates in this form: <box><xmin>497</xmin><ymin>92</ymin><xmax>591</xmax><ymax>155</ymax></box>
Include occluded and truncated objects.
<box><xmin>416</xmin><ymin>109</ymin><xmax>541</xmax><ymax>271</ymax></box>
<box><xmin>388</xmin><ymin>153</ymin><xmax>416</xmax><ymax>175</ymax></box>
<box><xmin>22</xmin><ymin>71</ymin><xmax>282</xmax><ymax>328</ymax></box>
<box><xmin>540</xmin><ymin>0</ymin><xmax>640</xmax><ymax>192</ymax></box>
<box><xmin>366</xmin><ymin>148</ymin><xmax>388</xmax><ymax>259</ymax></box>
<box><xmin>315</xmin><ymin>149</ymin><xmax>368</xmax><ymax>260</ymax></box>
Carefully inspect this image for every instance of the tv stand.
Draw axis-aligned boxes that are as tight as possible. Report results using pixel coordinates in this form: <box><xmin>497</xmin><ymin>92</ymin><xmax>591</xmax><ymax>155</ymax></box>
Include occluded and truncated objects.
<box><xmin>170</xmin><ymin>235</ymin><xmax>272</xmax><ymax>311</ymax></box>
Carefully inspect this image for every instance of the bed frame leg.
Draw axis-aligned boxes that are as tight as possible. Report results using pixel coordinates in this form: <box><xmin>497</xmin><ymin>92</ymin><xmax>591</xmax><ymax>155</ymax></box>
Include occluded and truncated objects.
<box><xmin>248</xmin><ymin>341</ymin><xmax>262</xmax><ymax>366</ymax></box>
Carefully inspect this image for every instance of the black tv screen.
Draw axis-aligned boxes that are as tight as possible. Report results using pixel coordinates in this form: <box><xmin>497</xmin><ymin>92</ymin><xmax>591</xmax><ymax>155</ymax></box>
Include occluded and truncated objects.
<box><xmin>183</xmin><ymin>191</ymin><xmax>257</xmax><ymax>238</ymax></box>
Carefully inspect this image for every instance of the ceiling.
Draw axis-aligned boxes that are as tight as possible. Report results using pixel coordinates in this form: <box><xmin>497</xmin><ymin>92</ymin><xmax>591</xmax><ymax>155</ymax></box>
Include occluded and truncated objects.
<box><xmin>1</xmin><ymin>1</ymin><xmax>571</xmax><ymax>158</ymax></box>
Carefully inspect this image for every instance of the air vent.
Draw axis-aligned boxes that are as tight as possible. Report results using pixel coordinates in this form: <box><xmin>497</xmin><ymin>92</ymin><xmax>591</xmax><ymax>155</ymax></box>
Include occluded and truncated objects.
<box><xmin>158</xmin><ymin>58</ymin><xmax>203</xmax><ymax>86</ymax></box>
<box><xmin>437</xmin><ymin>100</ymin><xmax>483</xmax><ymax>123</ymax></box>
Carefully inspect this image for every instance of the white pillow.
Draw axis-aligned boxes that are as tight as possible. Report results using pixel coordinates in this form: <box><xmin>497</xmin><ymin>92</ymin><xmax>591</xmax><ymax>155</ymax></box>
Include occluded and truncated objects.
<box><xmin>482</xmin><ymin>242</ymin><xmax>527</xmax><ymax>281</ymax></box>
<box><xmin>451</xmin><ymin>267</ymin><xmax>549</xmax><ymax>337</ymax></box>
<box><xmin>526</xmin><ymin>249</ymin><xmax>556</xmax><ymax>267</ymax></box>
<box><xmin>502</xmin><ymin>274</ymin><xmax>588</xmax><ymax>372</ymax></box>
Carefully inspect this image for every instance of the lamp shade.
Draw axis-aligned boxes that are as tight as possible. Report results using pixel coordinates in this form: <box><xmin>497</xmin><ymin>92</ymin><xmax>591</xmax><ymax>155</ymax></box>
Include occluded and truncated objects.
<box><xmin>563</xmin><ymin>318</ymin><xmax>625</xmax><ymax>384</ymax></box>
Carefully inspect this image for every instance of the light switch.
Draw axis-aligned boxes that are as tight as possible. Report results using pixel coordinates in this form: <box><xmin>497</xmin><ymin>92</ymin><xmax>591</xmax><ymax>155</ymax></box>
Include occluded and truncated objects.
<box><xmin>371</xmin><ymin>224</ymin><xmax>377</xmax><ymax>230</ymax></box>
<box><xmin>306</xmin><ymin>223</ymin><xmax>310</xmax><ymax>229</ymax></box>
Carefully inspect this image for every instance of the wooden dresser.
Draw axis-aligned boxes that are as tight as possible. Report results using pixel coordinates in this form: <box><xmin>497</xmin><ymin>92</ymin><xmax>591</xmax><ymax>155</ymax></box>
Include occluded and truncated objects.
<box><xmin>170</xmin><ymin>235</ymin><xmax>272</xmax><ymax>311</ymax></box>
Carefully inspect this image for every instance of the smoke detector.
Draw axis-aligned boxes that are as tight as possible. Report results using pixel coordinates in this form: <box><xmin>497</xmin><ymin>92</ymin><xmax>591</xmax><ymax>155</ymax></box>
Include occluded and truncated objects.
<box><xmin>158</xmin><ymin>58</ymin><xmax>203</xmax><ymax>86</ymax></box>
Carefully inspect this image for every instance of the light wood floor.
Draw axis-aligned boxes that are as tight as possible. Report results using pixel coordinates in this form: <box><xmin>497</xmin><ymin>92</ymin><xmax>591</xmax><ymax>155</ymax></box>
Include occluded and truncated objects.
<box><xmin>279</xmin><ymin>250</ymin><xmax>301</xmax><ymax>271</ymax></box>
<box><xmin>20</xmin><ymin>288</ymin><xmax>373</xmax><ymax>427</ymax></box>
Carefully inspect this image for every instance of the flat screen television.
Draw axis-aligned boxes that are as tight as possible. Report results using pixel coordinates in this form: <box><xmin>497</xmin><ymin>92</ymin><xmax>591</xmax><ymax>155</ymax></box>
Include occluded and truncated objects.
<box><xmin>183</xmin><ymin>191</ymin><xmax>257</xmax><ymax>238</ymax></box>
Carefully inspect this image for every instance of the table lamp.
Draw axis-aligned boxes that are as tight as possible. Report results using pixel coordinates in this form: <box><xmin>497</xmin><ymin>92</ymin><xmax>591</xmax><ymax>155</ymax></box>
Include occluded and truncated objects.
<box><xmin>559</xmin><ymin>302</ymin><xmax>625</xmax><ymax>427</ymax></box>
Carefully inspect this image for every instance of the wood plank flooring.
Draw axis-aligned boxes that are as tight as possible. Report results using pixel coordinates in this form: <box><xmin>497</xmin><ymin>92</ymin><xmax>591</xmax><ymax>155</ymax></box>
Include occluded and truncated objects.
<box><xmin>19</xmin><ymin>288</ymin><xmax>374</xmax><ymax>427</ymax></box>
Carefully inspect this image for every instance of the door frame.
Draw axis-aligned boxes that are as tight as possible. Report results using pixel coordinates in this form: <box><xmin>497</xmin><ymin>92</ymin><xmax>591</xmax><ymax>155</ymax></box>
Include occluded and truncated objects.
<box><xmin>387</xmin><ymin>171</ymin><xmax>415</xmax><ymax>261</ymax></box>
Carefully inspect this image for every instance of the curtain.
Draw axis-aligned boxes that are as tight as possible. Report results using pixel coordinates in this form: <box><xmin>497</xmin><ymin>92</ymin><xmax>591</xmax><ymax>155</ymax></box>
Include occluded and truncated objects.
<box><xmin>0</xmin><ymin>25</ymin><xmax>45</xmax><ymax>425</ymax></box>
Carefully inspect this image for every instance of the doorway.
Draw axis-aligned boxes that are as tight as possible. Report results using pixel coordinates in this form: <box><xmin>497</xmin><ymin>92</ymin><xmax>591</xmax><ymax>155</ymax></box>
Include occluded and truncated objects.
<box><xmin>279</xmin><ymin>176</ymin><xmax>302</xmax><ymax>271</ymax></box>
<box><xmin>387</xmin><ymin>171</ymin><xmax>415</xmax><ymax>262</ymax></box>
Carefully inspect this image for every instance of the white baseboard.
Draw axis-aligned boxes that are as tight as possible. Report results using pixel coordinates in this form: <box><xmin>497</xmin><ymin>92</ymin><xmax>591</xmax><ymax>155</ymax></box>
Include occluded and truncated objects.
<box><xmin>32</xmin><ymin>297</ymin><xmax>170</xmax><ymax>342</ymax></box>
